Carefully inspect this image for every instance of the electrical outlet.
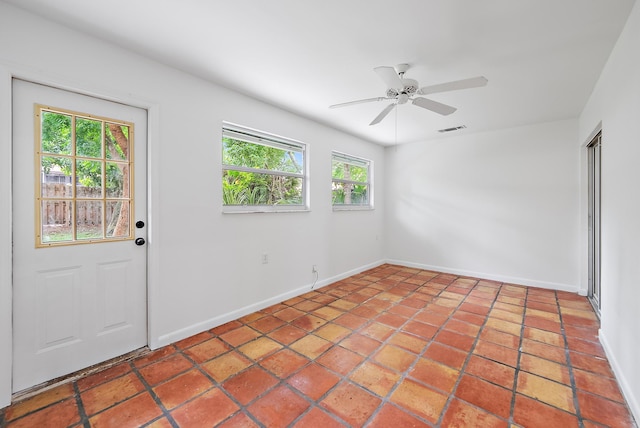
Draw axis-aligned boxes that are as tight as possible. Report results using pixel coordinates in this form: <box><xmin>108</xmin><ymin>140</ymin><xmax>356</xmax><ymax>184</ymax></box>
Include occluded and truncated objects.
<box><xmin>261</xmin><ymin>253</ymin><xmax>268</xmax><ymax>264</ymax></box>
<box><xmin>312</xmin><ymin>265</ymin><xmax>317</xmax><ymax>273</ymax></box>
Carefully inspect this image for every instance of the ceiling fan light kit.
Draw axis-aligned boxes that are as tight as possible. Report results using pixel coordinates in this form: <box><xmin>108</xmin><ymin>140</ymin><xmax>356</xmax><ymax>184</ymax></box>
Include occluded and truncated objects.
<box><xmin>330</xmin><ymin>64</ymin><xmax>488</xmax><ymax>126</ymax></box>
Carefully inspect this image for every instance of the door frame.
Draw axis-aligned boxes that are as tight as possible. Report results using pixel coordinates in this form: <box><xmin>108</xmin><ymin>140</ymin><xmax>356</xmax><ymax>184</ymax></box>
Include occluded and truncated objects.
<box><xmin>0</xmin><ymin>65</ymin><xmax>161</xmax><ymax>407</ymax></box>
<box><xmin>587</xmin><ymin>131</ymin><xmax>602</xmax><ymax>317</ymax></box>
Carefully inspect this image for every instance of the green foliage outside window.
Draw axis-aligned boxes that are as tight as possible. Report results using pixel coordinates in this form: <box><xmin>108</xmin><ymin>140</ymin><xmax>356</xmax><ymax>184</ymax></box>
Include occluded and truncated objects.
<box><xmin>222</xmin><ymin>135</ymin><xmax>304</xmax><ymax>207</ymax></box>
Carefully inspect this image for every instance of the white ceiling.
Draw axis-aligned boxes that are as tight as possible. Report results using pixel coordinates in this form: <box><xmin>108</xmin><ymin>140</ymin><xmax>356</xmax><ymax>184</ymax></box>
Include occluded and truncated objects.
<box><xmin>5</xmin><ymin>0</ymin><xmax>635</xmax><ymax>145</ymax></box>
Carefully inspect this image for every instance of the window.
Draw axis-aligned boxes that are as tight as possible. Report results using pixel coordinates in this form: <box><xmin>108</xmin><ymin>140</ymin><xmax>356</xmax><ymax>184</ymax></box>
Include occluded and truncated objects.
<box><xmin>222</xmin><ymin>123</ymin><xmax>307</xmax><ymax>212</ymax></box>
<box><xmin>36</xmin><ymin>105</ymin><xmax>134</xmax><ymax>246</ymax></box>
<box><xmin>332</xmin><ymin>151</ymin><xmax>372</xmax><ymax>209</ymax></box>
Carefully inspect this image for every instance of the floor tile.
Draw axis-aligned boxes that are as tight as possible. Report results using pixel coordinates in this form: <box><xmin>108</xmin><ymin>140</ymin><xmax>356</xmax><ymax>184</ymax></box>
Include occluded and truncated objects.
<box><xmin>217</xmin><ymin>412</ymin><xmax>261</xmax><ymax>428</ymax></box>
<box><xmin>88</xmin><ymin>392</ymin><xmax>162</xmax><ymax>428</ymax></box>
<box><xmin>513</xmin><ymin>394</ymin><xmax>579</xmax><ymax>428</ymax></box>
<box><xmin>174</xmin><ymin>331</ymin><xmax>212</xmax><ymax>349</ymax></box>
<box><xmin>138</xmin><ymin>353</ymin><xmax>194</xmax><ymax>386</ymax></box>
<box><xmin>373</xmin><ymin>344</ymin><xmax>416</xmax><ymax>372</ymax></box>
<box><xmin>409</xmin><ymin>357</ymin><xmax>460</xmax><ymax>393</ymax></box>
<box><xmin>434</xmin><ymin>329</ymin><xmax>476</xmax><ymax>352</ymax></box>
<box><xmin>170</xmin><ymin>388</ymin><xmax>239</xmax><ymax>427</ymax></box>
<box><xmin>360</xmin><ymin>322</ymin><xmax>394</xmax><ymax>341</ymax></box>
<box><xmin>238</xmin><ymin>336</ymin><xmax>283</xmax><ymax>361</ymax></box>
<box><xmin>521</xmin><ymin>338</ymin><xmax>566</xmax><ymax>364</ymax></box>
<box><xmin>81</xmin><ymin>372</ymin><xmax>145</xmax><ymax>416</ymax></box>
<box><xmin>290</xmin><ymin>334</ymin><xmax>332</xmax><ymax>359</ymax></box>
<box><xmin>292</xmin><ymin>407</ymin><xmax>346</xmax><ymax>427</ymax></box>
<box><xmin>573</xmin><ymin>368</ymin><xmax>625</xmax><ymax>402</ymax></box>
<box><xmin>390</xmin><ymin>378</ymin><xmax>448</xmax><ymax>424</ymax></box>
<box><xmin>287</xmin><ymin>363</ymin><xmax>341</xmax><ymax>400</ymax></box>
<box><xmin>389</xmin><ymin>331</ymin><xmax>428</xmax><ymax>354</ymax></box>
<box><xmin>248</xmin><ymin>314</ymin><xmax>286</xmax><ymax>333</ymax></box>
<box><xmin>320</xmin><ymin>382</ymin><xmax>381</xmax><ymax>426</ymax></box>
<box><xmin>424</xmin><ymin>342</ymin><xmax>468</xmax><ymax>370</ymax></box>
<box><xmin>76</xmin><ymin>363</ymin><xmax>133</xmax><ymax>391</ymax></box>
<box><xmin>273</xmin><ymin>307</ymin><xmax>306</xmax><ymax>322</ymax></box>
<box><xmin>401</xmin><ymin>320</ymin><xmax>438</xmax><ymax>340</ymax></box>
<box><xmin>480</xmin><ymin>328</ymin><xmax>520</xmax><ymax>349</ymax></box>
<box><xmin>201</xmin><ymin>350</ymin><xmax>253</xmax><ymax>382</ymax></box>
<box><xmin>247</xmin><ymin>385</ymin><xmax>310</xmax><ymax>428</ymax></box>
<box><xmin>4</xmin><ymin>398</ymin><xmax>79</xmax><ymax>428</ymax></box>
<box><xmin>455</xmin><ymin>374</ymin><xmax>513</xmax><ymax>419</ymax></box>
<box><xmin>4</xmin><ymin>383</ymin><xmax>75</xmax><ymax>421</ymax></box>
<box><xmin>464</xmin><ymin>355</ymin><xmax>515</xmax><ymax>389</ymax></box>
<box><xmin>152</xmin><ymin>369</ymin><xmax>213</xmax><ymax>410</ymax></box>
<box><xmin>524</xmin><ymin>326</ymin><xmax>565</xmax><ymax>347</ymax></box>
<box><xmin>258</xmin><ymin>348</ymin><xmax>309</xmax><ymax>379</ymax></box>
<box><xmin>317</xmin><ymin>346</ymin><xmax>364</xmax><ymax>376</ymax></box>
<box><xmin>219</xmin><ymin>326</ymin><xmax>262</xmax><ymax>348</ymax></box>
<box><xmin>315</xmin><ymin>323</ymin><xmax>353</xmax><ymax>342</ymax></box>
<box><xmin>222</xmin><ymin>366</ymin><xmax>278</xmax><ymax>405</ymax></box>
<box><xmin>577</xmin><ymin>390</ymin><xmax>636</xmax><ymax>427</ymax></box>
<box><xmin>519</xmin><ymin>353</ymin><xmax>571</xmax><ymax>385</ymax></box>
<box><xmin>568</xmin><ymin>351</ymin><xmax>614</xmax><ymax>377</ymax></box>
<box><xmin>516</xmin><ymin>371</ymin><xmax>575</xmax><ymax>413</ymax></box>
<box><xmin>367</xmin><ymin>402</ymin><xmax>430</xmax><ymax>427</ymax></box>
<box><xmin>339</xmin><ymin>333</ymin><xmax>382</xmax><ymax>356</ymax></box>
<box><xmin>268</xmin><ymin>324</ymin><xmax>307</xmax><ymax>345</ymax></box>
<box><xmin>333</xmin><ymin>313</ymin><xmax>369</xmax><ymax>329</ymax></box>
<box><xmin>441</xmin><ymin>398</ymin><xmax>509</xmax><ymax>428</ymax></box>
<box><xmin>349</xmin><ymin>362</ymin><xmax>400</xmax><ymax>397</ymax></box>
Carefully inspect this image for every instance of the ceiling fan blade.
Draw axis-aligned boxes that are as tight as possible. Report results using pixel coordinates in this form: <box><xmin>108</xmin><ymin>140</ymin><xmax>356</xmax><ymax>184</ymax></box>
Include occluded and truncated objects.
<box><xmin>418</xmin><ymin>76</ymin><xmax>488</xmax><ymax>95</ymax></box>
<box><xmin>374</xmin><ymin>66</ymin><xmax>404</xmax><ymax>91</ymax></box>
<box><xmin>369</xmin><ymin>103</ymin><xmax>396</xmax><ymax>126</ymax></box>
<box><xmin>329</xmin><ymin>97</ymin><xmax>388</xmax><ymax>109</ymax></box>
<box><xmin>412</xmin><ymin>97</ymin><xmax>457</xmax><ymax>115</ymax></box>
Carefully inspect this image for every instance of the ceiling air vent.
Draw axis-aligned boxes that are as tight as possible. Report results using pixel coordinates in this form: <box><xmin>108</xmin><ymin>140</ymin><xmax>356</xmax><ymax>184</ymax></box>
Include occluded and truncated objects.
<box><xmin>438</xmin><ymin>125</ymin><xmax>466</xmax><ymax>133</ymax></box>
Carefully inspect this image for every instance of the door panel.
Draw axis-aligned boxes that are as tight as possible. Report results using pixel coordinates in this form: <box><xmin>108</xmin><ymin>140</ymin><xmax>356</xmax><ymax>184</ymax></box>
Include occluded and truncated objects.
<box><xmin>12</xmin><ymin>79</ymin><xmax>148</xmax><ymax>392</ymax></box>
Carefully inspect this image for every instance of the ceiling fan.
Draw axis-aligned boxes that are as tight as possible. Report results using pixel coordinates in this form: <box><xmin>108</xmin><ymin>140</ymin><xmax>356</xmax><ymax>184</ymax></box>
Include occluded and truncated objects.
<box><xmin>330</xmin><ymin>64</ymin><xmax>488</xmax><ymax>125</ymax></box>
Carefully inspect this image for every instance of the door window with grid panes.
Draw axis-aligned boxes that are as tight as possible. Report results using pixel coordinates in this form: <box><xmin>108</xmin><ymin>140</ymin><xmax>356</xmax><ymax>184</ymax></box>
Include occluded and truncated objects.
<box><xmin>36</xmin><ymin>105</ymin><xmax>134</xmax><ymax>246</ymax></box>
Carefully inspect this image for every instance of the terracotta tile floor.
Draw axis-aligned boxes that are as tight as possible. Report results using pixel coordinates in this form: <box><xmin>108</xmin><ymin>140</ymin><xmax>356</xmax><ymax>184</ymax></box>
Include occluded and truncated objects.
<box><xmin>1</xmin><ymin>264</ymin><xmax>637</xmax><ymax>427</ymax></box>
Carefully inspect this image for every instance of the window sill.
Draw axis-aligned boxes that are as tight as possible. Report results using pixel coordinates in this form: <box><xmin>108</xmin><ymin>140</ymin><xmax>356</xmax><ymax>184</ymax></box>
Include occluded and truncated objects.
<box><xmin>223</xmin><ymin>206</ymin><xmax>310</xmax><ymax>214</ymax></box>
<box><xmin>332</xmin><ymin>206</ymin><xmax>374</xmax><ymax>212</ymax></box>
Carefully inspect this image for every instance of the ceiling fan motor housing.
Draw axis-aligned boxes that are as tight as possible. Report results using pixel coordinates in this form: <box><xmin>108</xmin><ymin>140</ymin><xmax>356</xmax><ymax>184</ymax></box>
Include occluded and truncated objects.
<box><xmin>387</xmin><ymin>78</ymin><xmax>419</xmax><ymax>99</ymax></box>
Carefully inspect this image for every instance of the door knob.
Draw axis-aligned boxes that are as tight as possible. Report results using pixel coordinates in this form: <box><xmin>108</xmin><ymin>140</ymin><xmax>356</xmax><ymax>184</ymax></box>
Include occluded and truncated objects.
<box><xmin>135</xmin><ymin>237</ymin><xmax>145</xmax><ymax>246</ymax></box>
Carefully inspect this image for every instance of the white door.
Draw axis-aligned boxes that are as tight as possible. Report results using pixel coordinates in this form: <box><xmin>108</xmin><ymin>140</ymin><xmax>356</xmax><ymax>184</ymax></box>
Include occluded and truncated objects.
<box><xmin>12</xmin><ymin>79</ymin><xmax>148</xmax><ymax>393</ymax></box>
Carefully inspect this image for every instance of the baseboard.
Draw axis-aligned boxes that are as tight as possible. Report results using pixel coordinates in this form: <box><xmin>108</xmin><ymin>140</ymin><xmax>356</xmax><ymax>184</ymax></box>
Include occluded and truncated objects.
<box><xmin>599</xmin><ymin>329</ymin><xmax>640</xmax><ymax>424</ymax></box>
<box><xmin>155</xmin><ymin>259</ymin><xmax>386</xmax><ymax>348</ymax></box>
<box><xmin>386</xmin><ymin>259</ymin><xmax>579</xmax><ymax>293</ymax></box>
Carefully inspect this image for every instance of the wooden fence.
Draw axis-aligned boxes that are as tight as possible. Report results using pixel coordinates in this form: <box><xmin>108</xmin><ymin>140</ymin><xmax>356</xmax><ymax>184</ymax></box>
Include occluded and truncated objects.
<box><xmin>41</xmin><ymin>183</ymin><xmax>113</xmax><ymax>227</ymax></box>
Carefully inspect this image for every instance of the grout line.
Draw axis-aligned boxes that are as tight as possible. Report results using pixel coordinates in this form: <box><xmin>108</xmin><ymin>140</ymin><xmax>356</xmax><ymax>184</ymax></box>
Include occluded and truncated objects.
<box><xmin>129</xmin><ymin>361</ymin><xmax>180</xmax><ymax>428</ymax></box>
<box><xmin>557</xmin><ymin>292</ymin><xmax>586</xmax><ymax>428</ymax></box>
<box><xmin>72</xmin><ymin>382</ymin><xmax>90</xmax><ymax>428</ymax></box>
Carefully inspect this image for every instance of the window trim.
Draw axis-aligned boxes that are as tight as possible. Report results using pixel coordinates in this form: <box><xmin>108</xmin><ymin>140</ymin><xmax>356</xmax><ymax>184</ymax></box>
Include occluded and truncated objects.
<box><xmin>331</xmin><ymin>151</ymin><xmax>373</xmax><ymax>211</ymax></box>
<box><xmin>222</xmin><ymin>122</ymin><xmax>308</xmax><ymax>213</ymax></box>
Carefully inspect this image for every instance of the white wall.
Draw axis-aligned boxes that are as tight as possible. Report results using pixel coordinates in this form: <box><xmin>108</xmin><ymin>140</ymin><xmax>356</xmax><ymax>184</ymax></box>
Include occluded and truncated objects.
<box><xmin>384</xmin><ymin>120</ymin><xmax>581</xmax><ymax>291</ymax></box>
<box><xmin>0</xmin><ymin>3</ymin><xmax>385</xmax><ymax>407</ymax></box>
<box><xmin>579</xmin><ymin>0</ymin><xmax>640</xmax><ymax>419</ymax></box>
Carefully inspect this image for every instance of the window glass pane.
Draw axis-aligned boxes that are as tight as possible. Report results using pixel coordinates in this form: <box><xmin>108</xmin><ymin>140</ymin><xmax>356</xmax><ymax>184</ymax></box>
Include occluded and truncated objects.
<box><xmin>105</xmin><ymin>123</ymin><xmax>129</xmax><ymax>160</ymax></box>
<box><xmin>223</xmin><ymin>171</ymin><xmax>302</xmax><ymax>205</ymax></box>
<box><xmin>106</xmin><ymin>162</ymin><xmax>126</xmax><ymax>198</ymax></box>
<box><xmin>41</xmin><ymin>200</ymin><xmax>72</xmax><ymax>243</ymax></box>
<box><xmin>76</xmin><ymin>200</ymin><xmax>103</xmax><ymax>240</ymax></box>
<box><xmin>76</xmin><ymin>117</ymin><xmax>102</xmax><ymax>158</ymax></box>
<box><xmin>332</xmin><ymin>182</ymin><xmax>369</xmax><ymax>205</ymax></box>
<box><xmin>332</xmin><ymin>160</ymin><xmax>368</xmax><ymax>182</ymax></box>
<box><xmin>223</xmin><ymin>138</ymin><xmax>303</xmax><ymax>174</ymax></box>
<box><xmin>106</xmin><ymin>201</ymin><xmax>129</xmax><ymax>238</ymax></box>
<box><xmin>41</xmin><ymin>111</ymin><xmax>72</xmax><ymax>155</ymax></box>
<box><xmin>76</xmin><ymin>159</ymin><xmax>103</xmax><ymax>198</ymax></box>
<box><xmin>41</xmin><ymin>156</ymin><xmax>73</xmax><ymax>197</ymax></box>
